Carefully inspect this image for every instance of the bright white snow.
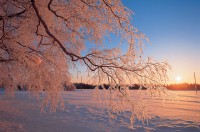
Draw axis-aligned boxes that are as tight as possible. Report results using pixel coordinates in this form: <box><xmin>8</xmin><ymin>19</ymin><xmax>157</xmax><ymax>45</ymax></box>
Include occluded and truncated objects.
<box><xmin>0</xmin><ymin>90</ymin><xmax>200</xmax><ymax>132</ymax></box>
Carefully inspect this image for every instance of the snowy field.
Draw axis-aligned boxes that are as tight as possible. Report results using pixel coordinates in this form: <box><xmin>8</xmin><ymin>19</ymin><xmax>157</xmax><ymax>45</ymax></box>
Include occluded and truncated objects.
<box><xmin>0</xmin><ymin>90</ymin><xmax>200</xmax><ymax>132</ymax></box>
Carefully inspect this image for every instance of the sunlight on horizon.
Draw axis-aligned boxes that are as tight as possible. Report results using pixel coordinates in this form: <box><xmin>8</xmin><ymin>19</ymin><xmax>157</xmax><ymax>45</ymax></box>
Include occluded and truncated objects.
<box><xmin>175</xmin><ymin>76</ymin><xmax>182</xmax><ymax>83</ymax></box>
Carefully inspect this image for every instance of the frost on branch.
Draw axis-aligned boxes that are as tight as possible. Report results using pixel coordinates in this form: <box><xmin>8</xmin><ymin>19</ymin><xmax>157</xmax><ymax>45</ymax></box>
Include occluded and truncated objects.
<box><xmin>1</xmin><ymin>0</ymin><xmax>171</xmax><ymax>124</ymax></box>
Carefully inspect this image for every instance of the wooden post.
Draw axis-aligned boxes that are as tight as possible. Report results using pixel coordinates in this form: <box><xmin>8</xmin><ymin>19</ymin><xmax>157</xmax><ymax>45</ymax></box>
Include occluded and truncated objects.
<box><xmin>194</xmin><ymin>72</ymin><xmax>197</xmax><ymax>93</ymax></box>
<box><xmin>81</xmin><ymin>76</ymin><xmax>82</xmax><ymax>91</ymax></box>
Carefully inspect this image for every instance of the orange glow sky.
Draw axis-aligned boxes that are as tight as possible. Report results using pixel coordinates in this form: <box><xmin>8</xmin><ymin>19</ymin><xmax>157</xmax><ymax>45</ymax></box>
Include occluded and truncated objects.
<box><xmin>125</xmin><ymin>0</ymin><xmax>200</xmax><ymax>84</ymax></box>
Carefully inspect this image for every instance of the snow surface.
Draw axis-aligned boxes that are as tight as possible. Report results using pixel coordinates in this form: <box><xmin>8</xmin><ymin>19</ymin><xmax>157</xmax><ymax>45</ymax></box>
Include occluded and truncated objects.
<box><xmin>0</xmin><ymin>90</ymin><xmax>200</xmax><ymax>132</ymax></box>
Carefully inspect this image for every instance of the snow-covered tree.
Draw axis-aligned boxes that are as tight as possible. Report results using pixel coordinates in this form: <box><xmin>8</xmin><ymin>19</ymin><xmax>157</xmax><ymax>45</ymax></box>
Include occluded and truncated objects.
<box><xmin>0</xmin><ymin>0</ymin><xmax>170</xmax><ymax>123</ymax></box>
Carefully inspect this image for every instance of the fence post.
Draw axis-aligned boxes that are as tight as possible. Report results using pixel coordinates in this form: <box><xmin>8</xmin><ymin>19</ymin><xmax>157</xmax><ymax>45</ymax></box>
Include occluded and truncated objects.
<box><xmin>194</xmin><ymin>72</ymin><xmax>197</xmax><ymax>93</ymax></box>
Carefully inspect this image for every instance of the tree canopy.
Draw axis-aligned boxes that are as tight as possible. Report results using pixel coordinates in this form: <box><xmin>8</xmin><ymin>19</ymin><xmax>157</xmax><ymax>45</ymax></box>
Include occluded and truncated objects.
<box><xmin>0</xmin><ymin>0</ymin><xmax>170</xmax><ymax>123</ymax></box>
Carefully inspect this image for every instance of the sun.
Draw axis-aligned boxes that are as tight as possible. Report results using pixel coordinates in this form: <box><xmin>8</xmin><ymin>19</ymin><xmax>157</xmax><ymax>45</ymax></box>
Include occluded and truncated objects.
<box><xmin>175</xmin><ymin>76</ymin><xmax>182</xmax><ymax>83</ymax></box>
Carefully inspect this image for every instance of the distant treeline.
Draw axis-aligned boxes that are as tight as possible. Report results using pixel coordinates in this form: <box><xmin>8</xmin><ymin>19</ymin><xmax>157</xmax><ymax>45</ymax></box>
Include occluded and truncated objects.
<box><xmin>74</xmin><ymin>83</ymin><xmax>146</xmax><ymax>90</ymax></box>
<box><xmin>0</xmin><ymin>83</ymin><xmax>147</xmax><ymax>91</ymax></box>
<box><xmin>1</xmin><ymin>83</ymin><xmax>199</xmax><ymax>91</ymax></box>
<box><xmin>167</xmin><ymin>83</ymin><xmax>200</xmax><ymax>90</ymax></box>
<box><xmin>74</xmin><ymin>83</ymin><xmax>200</xmax><ymax>91</ymax></box>
<box><xmin>74</xmin><ymin>83</ymin><xmax>96</xmax><ymax>89</ymax></box>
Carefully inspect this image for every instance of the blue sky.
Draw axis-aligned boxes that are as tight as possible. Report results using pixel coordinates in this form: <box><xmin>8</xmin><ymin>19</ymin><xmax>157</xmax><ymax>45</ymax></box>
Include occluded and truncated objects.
<box><xmin>122</xmin><ymin>0</ymin><xmax>200</xmax><ymax>83</ymax></box>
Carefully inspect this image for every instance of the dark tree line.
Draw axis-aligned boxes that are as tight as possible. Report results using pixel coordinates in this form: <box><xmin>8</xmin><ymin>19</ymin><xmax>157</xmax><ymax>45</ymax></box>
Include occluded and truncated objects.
<box><xmin>74</xmin><ymin>83</ymin><xmax>147</xmax><ymax>90</ymax></box>
<box><xmin>3</xmin><ymin>83</ymin><xmax>199</xmax><ymax>91</ymax></box>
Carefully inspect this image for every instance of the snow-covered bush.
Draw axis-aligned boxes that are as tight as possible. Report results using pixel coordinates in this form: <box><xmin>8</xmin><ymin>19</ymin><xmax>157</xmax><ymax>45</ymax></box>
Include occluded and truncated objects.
<box><xmin>63</xmin><ymin>82</ymin><xmax>76</xmax><ymax>91</ymax></box>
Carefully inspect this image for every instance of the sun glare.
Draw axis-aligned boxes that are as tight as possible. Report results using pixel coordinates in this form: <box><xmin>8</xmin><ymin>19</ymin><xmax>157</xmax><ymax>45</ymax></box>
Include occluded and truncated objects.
<box><xmin>175</xmin><ymin>76</ymin><xmax>182</xmax><ymax>83</ymax></box>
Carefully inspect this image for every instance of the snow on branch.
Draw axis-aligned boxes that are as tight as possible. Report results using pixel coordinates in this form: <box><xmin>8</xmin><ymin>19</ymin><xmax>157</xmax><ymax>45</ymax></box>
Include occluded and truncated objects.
<box><xmin>0</xmin><ymin>0</ymin><xmax>171</xmax><ymax>125</ymax></box>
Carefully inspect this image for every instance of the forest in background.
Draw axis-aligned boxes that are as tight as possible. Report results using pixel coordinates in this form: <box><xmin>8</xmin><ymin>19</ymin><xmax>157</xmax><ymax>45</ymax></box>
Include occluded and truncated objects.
<box><xmin>1</xmin><ymin>83</ymin><xmax>199</xmax><ymax>91</ymax></box>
